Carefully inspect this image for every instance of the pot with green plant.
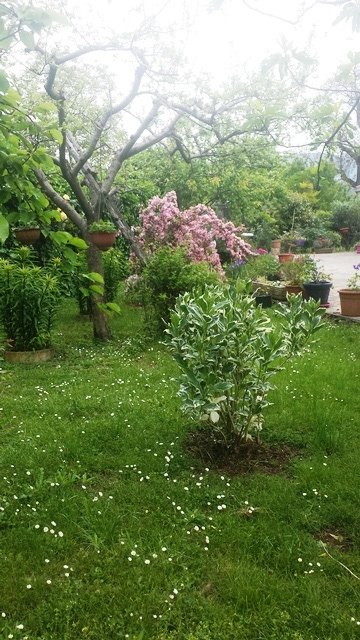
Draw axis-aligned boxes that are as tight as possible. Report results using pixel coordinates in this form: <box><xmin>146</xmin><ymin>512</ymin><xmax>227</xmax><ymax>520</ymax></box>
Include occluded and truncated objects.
<box><xmin>280</xmin><ymin>256</ymin><xmax>308</xmax><ymax>296</ymax></box>
<box><xmin>14</xmin><ymin>221</ymin><xmax>41</xmax><ymax>245</ymax></box>
<box><xmin>303</xmin><ymin>258</ymin><xmax>332</xmax><ymax>307</ymax></box>
<box><xmin>0</xmin><ymin>258</ymin><xmax>60</xmax><ymax>363</ymax></box>
<box><xmin>239</xmin><ymin>253</ymin><xmax>280</xmax><ymax>294</ymax></box>
<box><xmin>338</xmin><ymin>264</ymin><xmax>360</xmax><ymax>316</ymax></box>
<box><xmin>88</xmin><ymin>220</ymin><xmax>118</xmax><ymax>251</ymax></box>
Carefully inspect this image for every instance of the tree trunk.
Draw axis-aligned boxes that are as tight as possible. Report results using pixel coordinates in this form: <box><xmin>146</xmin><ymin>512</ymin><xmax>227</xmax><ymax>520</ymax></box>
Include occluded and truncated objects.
<box><xmin>86</xmin><ymin>244</ymin><xmax>112</xmax><ymax>341</ymax></box>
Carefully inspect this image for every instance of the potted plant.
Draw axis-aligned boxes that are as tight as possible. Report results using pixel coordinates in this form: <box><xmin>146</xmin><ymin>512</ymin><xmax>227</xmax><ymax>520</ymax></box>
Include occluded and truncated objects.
<box><xmin>280</xmin><ymin>257</ymin><xmax>307</xmax><ymax>296</ymax></box>
<box><xmin>278</xmin><ymin>253</ymin><xmax>294</xmax><ymax>264</ymax></box>
<box><xmin>88</xmin><ymin>220</ymin><xmax>118</xmax><ymax>251</ymax></box>
<box><xmin>338</xmin><ymin>264</ymin><xmax>360</xmax><ymax>316</ymax></box>
<box><xmin>271</xmin><ymin>239</ymin><xmax>281</xmax><ymax>253</ymax></box>
<box><xmin>303</xmin><ymin>259</ymin><xmax>332</xmax><ymax>307</ymax></box>
<box><xmin>14</xmin><ymin>221</ymin><xmax>41</xmax><ymax>245</ymax></box>
<box><xmin>0</xmin><ymin>259</ymin><xmax>60</xmax><ymax>363</ymax></box>
<box><xmin>242</xmin><ymin>254</ymin><xmax>279</xmax><ymax>302</ymax></box>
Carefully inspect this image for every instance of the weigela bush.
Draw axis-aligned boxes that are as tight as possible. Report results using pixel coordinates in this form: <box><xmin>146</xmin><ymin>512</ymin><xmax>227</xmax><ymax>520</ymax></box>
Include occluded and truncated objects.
<box><xmin>136</xmin><ymin>191</ymin><xmax>254</xmax><ymax>273</ymax></box>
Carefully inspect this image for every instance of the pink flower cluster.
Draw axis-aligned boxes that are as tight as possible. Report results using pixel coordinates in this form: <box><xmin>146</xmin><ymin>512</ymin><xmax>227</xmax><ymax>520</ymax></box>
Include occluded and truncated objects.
<box><xmin>137</xmin><ymin>191</ymin><xmax>254</xmax><ymax>273</ymax></box>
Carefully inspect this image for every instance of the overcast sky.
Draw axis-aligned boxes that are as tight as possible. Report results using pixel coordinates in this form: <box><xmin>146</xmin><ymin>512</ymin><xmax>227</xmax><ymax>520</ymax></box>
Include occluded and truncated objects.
<box><xmin>67</xmin><ymin>0</ymin><xmax>358</xmax><ymax>85</ymax></box>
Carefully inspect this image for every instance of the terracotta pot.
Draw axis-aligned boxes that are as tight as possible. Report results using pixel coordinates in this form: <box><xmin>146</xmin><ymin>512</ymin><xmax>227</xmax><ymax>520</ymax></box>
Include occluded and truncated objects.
<box><xmin>339</xmin><ymin>227</ymin><xmax>350</xmax><ymax>235</ymax></box>
<box><xmin>278</xmin><ymin>253</ymin><xmax>294</xmax><ymax>264</ymax></box>
<box><xmin>338</xmin><ymin>289</ymin><xmax>360</xmax><ymax>316</ymax></box>
<box><xmin>285</xmin><ymin>284</ymin><xmax>303</xmax><ymax>297</ymax></box>
<box><xmin>89</xmin><ymin>231</ymin><xmax>117</xmax><ymax>251</ymax></box>
<box><xmin>14</xmin><ymin>228</ymin><xmax>41</xmax><ymax>245</ymax></box>
<box><xmin>4</xmin><ymin>348</ymin><xmax>52</xmax><ymax>364</ymax></box>
<box><xmin>271</xmin><ymin>239</ymin><xmax>281</xmax><ymax>250</ymax></box>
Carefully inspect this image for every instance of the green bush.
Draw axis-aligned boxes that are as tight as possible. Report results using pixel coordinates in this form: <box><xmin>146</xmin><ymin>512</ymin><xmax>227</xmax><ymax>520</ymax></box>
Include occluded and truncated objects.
<box><xmin>0</xmin><ymin>259</ymin><xmax>60</xmax><ymax>351</ymax></box>
<box><xmin>167</xmin><ymin>282</ymin><xmax>325</xmax><ymax>446</ymax></box>
<box><xmin>103</xmin><ymin>248</ymin><xmax>130</xmax><ymax>302</ymax></box>
<box><xmin>332</xmin><ymin>199</ymin><xmax>360</xmax><ymax>247</ymax></box>
<box><xmin>235</xmin><ymin>253</ymin><xmax>280</xmax><ymax>282</ymax></box>
<box><xmin>141</xmin><ymin>247</ymin><xmax>221</xmax><ymax>334</ymax></box>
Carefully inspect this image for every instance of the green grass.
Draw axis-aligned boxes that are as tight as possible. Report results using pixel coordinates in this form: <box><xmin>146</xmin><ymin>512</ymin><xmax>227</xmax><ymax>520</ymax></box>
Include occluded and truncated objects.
<box><xmin>1</xmin><ymin>299</ymin><xmax>360</xmax><ymax>639</ymax></box>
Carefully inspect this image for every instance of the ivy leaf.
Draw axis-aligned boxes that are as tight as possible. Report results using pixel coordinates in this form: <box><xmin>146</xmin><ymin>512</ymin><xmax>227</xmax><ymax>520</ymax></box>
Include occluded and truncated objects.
<box><xmin>0</xmin><ymin>214</ymin><xmax>9</xmax><ymax>244</ymax></box>
<box><xmin>67</xmin><ymin>236</ymin><xmax>88</xmax><ymax>249</ymax></box>
<box><xmin>48</xmin><ymin>128</ymin><xmax>63</xmax><ymax>144</ymax></box>
<box><xmin>88</xmin><ymin>272</ymin><xmax>104</xmax><ymax>284</ymax></box>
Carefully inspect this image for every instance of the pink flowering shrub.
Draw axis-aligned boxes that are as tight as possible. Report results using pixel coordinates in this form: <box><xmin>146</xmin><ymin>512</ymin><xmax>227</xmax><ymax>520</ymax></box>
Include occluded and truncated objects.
<box><xmin>136</xmin><ymin>191</ymin><xmax>254</xmax><ymax>273</ymax></box>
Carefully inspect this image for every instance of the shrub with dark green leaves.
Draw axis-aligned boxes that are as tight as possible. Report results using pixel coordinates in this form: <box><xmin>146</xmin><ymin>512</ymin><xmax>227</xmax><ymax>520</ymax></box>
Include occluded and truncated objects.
<box><xmin>141</xmin><ymin>247</ymin><xmax>221</xmax><ymax>334</ymax></box>
<box><xmin>103</xmin><ymin>248</ymin><xmax>130</xmax><ymax>302</ymax></box>
<box><xmin>0</xmin><ymin>259</ymin><xmax>60</xmax><ymax>351</ymax></box>
<box><xmin>167</xmin><ymin>282</ymin><xmax>325</xmax><ymax>446</ymax></box>
<box><xmin>233</xmin><ymin>253</ymin><xmax>280</xmax><ymax>282</ymax></box>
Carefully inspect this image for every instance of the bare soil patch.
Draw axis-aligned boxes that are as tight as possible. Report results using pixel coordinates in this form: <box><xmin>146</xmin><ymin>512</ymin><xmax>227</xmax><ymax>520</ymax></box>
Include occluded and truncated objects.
<box><xmin>314</xmin><ymin>529</ymin><xmax>354</xmax><ymax>552</ymax></box>
<box><xmin>186</xmin><ymin>429</ymin><xmax>303</xmax><ymax>476</ymax></box>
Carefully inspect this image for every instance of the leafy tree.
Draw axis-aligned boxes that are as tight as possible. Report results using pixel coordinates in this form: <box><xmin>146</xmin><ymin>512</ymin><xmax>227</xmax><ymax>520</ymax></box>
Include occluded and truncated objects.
<box><xmin>5</xmin><ymin>5</ymin><xmax>296</xmax><ymax>340</ymax></box>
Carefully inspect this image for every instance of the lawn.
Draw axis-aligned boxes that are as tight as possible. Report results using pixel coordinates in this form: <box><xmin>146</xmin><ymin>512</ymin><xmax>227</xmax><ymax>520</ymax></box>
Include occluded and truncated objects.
<box><xmin>1</xmin><ymin>299</ymin><xmax>360</xmax><ymax>640</ymax></box>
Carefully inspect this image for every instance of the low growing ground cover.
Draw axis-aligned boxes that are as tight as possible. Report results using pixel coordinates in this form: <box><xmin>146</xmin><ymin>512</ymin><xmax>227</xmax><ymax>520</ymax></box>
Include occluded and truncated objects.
<box><xmin>1</xmin><ymin>300</ymin><xmax>360</xmax><ymax>640</ymax></box>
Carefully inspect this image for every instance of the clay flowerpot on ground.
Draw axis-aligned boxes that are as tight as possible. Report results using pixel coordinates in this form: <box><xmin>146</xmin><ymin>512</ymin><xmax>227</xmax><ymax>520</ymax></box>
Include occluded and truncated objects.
<box><xmin>302</xmin><ymin>258</ymin><xmax>332</xmax><ymax>307</ymax></box>
<box><xmin>0</xmin><ymin>256</ymin><xmax>60</xmax><ymax>362</ymax></box>
<box><xmin>338</xmin><ymin>264</ymin><xmax>360</xmax><ymax>317</ymax></box>
<box><xmin>88</xmin><ymin>220</ymin><xmax>118</xmax><ymax>251</ymax></box>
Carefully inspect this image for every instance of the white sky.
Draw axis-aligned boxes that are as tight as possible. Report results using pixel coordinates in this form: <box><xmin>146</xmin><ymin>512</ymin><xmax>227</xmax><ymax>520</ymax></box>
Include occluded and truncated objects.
<box><xmin>66</xmin><ymin>0</ymin><xmax>359</xmax><ymax>85</ymax></box>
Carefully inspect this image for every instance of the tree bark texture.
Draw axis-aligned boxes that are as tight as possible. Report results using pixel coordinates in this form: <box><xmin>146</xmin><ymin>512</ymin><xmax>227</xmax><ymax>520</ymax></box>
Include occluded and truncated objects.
<box><xmin>86</xmin><ymin>244</ymin><xmax>111</xmax><ymax>341</ymax></box>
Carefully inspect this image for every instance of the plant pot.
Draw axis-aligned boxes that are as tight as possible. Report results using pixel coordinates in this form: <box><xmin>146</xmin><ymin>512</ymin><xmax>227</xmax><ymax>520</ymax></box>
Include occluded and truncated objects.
<box><xmin>278</xmin><ymin>253</ymin><xmax>294</xmax><ymax>264</ymax></box>
<box><xmin>14</xmin><ymin>228</ymin><xmax>41</xmax><ymax>245</ymax></box>
<box><xmin>285</xmin><ymin>284</ymin><xmax>303</xmax><ymax>297</ymax></box>
<box><xmin>314</xmin><ymin>247</ymin><xmax>334</xmax><ymax>254</ymax></box>
<box><xmin>254</xmin><ymin>294</ymin><xmax>272</xmax><ymax>308</ymax></box>
<box><xmin>271</xmin><ymin>239</ymin><xmax>281</xmax><ymax>250</ymax></box>
<box><xmin>252</xmin><ymin>281</ymin><xmax>272</xmax><ymax>295</ymax></box>
<box><xmin>294</xmin><ymin>238</ymin><xmax>306</xmax><ymax>247</ymax></box>
<box><xmin>338</xmin><ymin>289</ymin><xmax>360</xmax><ymax>316</ymax></box>
<box><xmin>89</xmin><ymin>231</ymin><xmax>117</xmax><ymax>251</ymax></box>
<box><xmin>303</xmin><ymin>281</ymin><xmax>332</xmax><ymax>306</ymax></box>
<box><xmin>271</xmin><ymin>284</ymin><xmax>287</xmax><ymax>301</ymax></box>
<box><xmin>4</xmin><ymin>348</ymin><xmax>52</xmax><ymax>364</ymax></box>
<box><xmin>339</xmin><ymin>227</ymin><xmax>350</xmax><ymax>235</ymax></box>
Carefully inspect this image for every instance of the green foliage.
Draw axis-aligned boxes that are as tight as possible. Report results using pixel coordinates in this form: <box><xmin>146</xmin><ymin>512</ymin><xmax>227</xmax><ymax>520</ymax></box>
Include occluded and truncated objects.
<box><xmin>236</xmin><ymin>254</ymin><xmax>280</xmax><ymax>282</ymax></box>
<box><xmin>102</xmin><ymin>247</ymin><xmax>130</xmax><ymax>302</ymax></box>
<box><xmin>167</xmin><ymin>283</ymin><xmax>325</xmax><ymax>444</ymax></box>
<box><xmin>0</xmin><ymin>255</ymin><xmax>61</xmax><ymax>350</ymax></box>
<box><xmin>141</xmin><ymin>247</ymin><xmax>221</xmax><ymax>334</ymax></box>
<box><xmin>279</xmin><ymin>257</ymin><xmax>309</xmax><ymax>286</ymax></box>
<box><xmin>332</xmin><ymin>199</ymin><xmax>360</xmax><ymax>247</ymax></box>
<box><xmin>89</xmin><ymin>220</ymin><xmax>117</xmax><ymax>232</ymax></box>
<box><xmin>304</xmin><ymin>258</ymin><xmax>332</xmax><ymax>283</ymax></box>
<box><xmin>0</xmin><ymin>89</ymin><xmax>66</xmax><ymax>244</ymax></box>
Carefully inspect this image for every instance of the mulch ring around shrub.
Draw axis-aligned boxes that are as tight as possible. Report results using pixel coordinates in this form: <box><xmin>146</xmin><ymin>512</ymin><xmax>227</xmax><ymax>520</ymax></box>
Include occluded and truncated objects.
<box><xmin>185</xmin><ymin>429</ymin><xmax>303</xmax><ymax>476</ymax></box>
